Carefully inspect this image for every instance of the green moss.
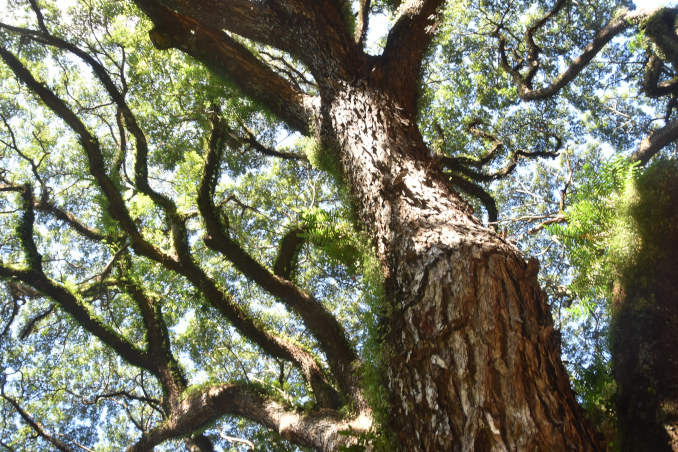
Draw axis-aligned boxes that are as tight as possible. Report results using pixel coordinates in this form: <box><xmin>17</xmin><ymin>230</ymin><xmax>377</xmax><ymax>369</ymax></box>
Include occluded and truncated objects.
<box><xmin>338</xmin><ymin>0</ymin><xmax>357</xmax><ymax>37</ymax></box>
<box><xmin>16</xmin><ymin>186</ymin><xmax>43</xmax><ymax>271</ymax></box>
<box><xmin>641</xmin><ymin>10</ymin><xmax>678</xmax><ymax>66</ymax></box>
<box><xmin>355</xmin><ymin>247</ymin><xmax>398</xmax><ymax>451</ymax></box>
<box><xmin>613</xmin><ymin>159</ymin><xmax>678</xmax><ymax>287</ymax></box>
<box><xmin>304</xmin><ymin>137</ymin><xmax>343</xmax><ymax>184</ymax></box>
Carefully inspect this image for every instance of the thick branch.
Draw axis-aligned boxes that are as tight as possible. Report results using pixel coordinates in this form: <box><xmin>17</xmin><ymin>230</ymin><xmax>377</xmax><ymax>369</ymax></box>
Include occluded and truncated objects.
<box><xmin>273</xmin><ymin>227</ymin><xmax>306</xmax><ymax>280</ymax></box>
<box><xmin>643</xmin><ymin>55</ymin><xmax>678</xmax><ymax>98</ymax></box>
<box><xmin>137</xmin><ymin>0</ymin><xmax>362</xmax><ymax>82</ymax></box>
<box><xmin>381</xmin><ymin>0</ymin><xmax>445</xmax><ymax>110</ymax></box>
<box><xmin>132</xmin><ymin>0</ymin><xmax>315</xmax><ymax>133</ymax></box>
<box><xmin>0</xmin><ymin>42</ymin><xmax>340</xmax><ymax>410</ymax></box>
<box><xmin>447</xmin><ymin>174</ymin><xmax>498</xmax><ymax>225</ymax></box>
<box><xmin>0</xmin><ymin>20</ymin><xmax>175</xmax><ymax>213</ymax></box>
<box><xmin>0</xmin><ymin>43</ymin><xmax>175</xmax><ymax>268</ymax></box>
<box><xmin>135</xmin><ymin>0</ymin><xmax>283</xmax><ymax>48</ymax></box>
<box><xmin>123</xmin><ymin>275</ymin><xmax>187</xmax><ymax>407</ymax></box>
<box><xmin>355</xmin><ymin>0</ymin><xmax>372</xmax><ymax>48</ymax></box>
<box><xmin>0</xmin><ymin>265</ymin><xmax>153</xmax><ymax>372</ymax></box>
<box><xmin>199</xmin><ymin>114</ymin><xmax>359</xmax><ymax>405</ymax></box>
<box><xmin>631</xmin><ymin>119</ymin><xmax>678</xmax><ymax>164</ymax></box>
<box><xmin>127</xmin><ymin>383</ymin><xmax>369</xmax><ymax>452</ymax></box>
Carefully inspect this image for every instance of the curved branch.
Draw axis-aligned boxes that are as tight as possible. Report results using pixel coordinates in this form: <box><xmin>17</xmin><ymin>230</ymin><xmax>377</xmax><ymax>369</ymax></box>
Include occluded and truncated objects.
<box><xmin>132</xmin><ymin>1</ymin><xmax>315</xmax><ymax>133</ymax></box>
<box><xmin>0</xmin><ymin>387</ymin><xmax>75</xmax><ymax>452</ymax></box>
<box><xmin>355</xmin><ymin>0</ymin><xmax>372</xmax><ymax>48</ymax></box>
<box><xmin>631</xmin><ymin>119</ymin><xmax>678</xmax><ymax>164</ymax></box>
<box><xmin>0</xmin><ymin>20</ymin><xmax>175</xmax><ymax>214</ymax></box>
<box><xmin>123</xmin><ymin>274</ymin><xmax>187</xmax><ymax>406</ymax></box>
<box><xmin>447</xmin><ymin>174</ymin><xmax>498</xmax><ymax>226</ymax></box>
<box><xmin>0</xmin><ymin>43</ymin><xmax>176</xmax><ymax>268</ymax></box>
<box><xmin>643</xmin><ymin>55</ymin><xmax>678</xmax><ymax>98</ymax></box>
<box><xmin>440</xmin><ymin>122</ymin><xmax>560</xmax><ymax>183</ymax></box>
<box><xmin>0</xmin><ymin>186</ymin><xmax>153</xmax><ymax>374</ymax></box>
<box><xmin>273</xmin><ymin>227</ymin><xmax>306</xmax><ymax>280</ymax></box>
<box><xmin>381</xmin><ymin>0</ymin><xmax>445</xmax><ymax>112</ymax></box>
<box><xmin>127</xmin><ymin>383</ymin><xmax>370</xmax><ymax>452</ymax></box>
<box><xmin>198</xmin><ymin>113</ymin><xmax>358</xmax><ymax>405</ymax></box>
<box><xmin>521</xmin><ymin>0</ymin><xmax>568</xmax><ymax>87</ymax></box>
<box><xmin>500</xmin><ymin>8</ymin><xmax>655</xmax><ymax>101</ymax></box>
<box><xmin>0</xmin><ymin>265</ymin><xmax>154</xmax><ymax>373</ymax></box>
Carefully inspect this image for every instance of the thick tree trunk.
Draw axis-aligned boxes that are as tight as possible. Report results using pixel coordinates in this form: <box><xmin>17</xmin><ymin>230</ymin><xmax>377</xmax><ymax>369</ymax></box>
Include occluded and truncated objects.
<box><xmin>612</xmin><ymin>163</ymin><xmax>678</xmax><ymax>451</ymax></box>
<box><xmin>322</xmin><ymin>80</ymin><xmax>600</xmax><ymax>450</ymax></box>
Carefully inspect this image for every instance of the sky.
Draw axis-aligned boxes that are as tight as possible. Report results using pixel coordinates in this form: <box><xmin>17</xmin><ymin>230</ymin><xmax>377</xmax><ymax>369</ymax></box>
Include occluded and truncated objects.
<box><xmin>634</xmin><ymin>0</ymin><xmax>675</xmax><ymax>7</ymax></box>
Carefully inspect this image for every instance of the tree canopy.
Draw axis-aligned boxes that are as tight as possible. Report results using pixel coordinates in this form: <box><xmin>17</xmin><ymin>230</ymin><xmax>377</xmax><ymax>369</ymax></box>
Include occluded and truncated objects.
<box><xmin>1</xmin><ymin>0</ymin><xmax>677</xmax><ymax>450</ymax></box>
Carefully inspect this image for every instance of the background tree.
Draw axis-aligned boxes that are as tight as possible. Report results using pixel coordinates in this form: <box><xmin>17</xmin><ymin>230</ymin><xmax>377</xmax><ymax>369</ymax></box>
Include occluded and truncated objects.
<box><xmin>0</xmin><ymin>0</ymin><xmax>677</xmax><ymax>450</ymax></box>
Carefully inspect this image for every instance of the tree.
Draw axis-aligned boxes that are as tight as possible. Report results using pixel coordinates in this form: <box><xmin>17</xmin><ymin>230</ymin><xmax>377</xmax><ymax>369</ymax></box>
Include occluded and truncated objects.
<box><xmin>0</xmin><ymin>0</ymin><xmax>676</xmax><ymax>450</ymax></box>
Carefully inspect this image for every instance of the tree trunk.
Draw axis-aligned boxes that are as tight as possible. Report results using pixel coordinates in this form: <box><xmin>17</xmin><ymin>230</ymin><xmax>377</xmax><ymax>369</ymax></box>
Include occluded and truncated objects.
<box><xmin>126</xmin><ymin>2</ymin><xmax>603</xmax><ymax>447</ymax></box>
<box><xmin>612</xmin><ymin>162</ymin><xmax>678</xmax><ymax>451</ymax></box>
<box><xmin>322</xmin><ymin>80</ymin><xmax>600</xmax><ymax>450</ymax></box>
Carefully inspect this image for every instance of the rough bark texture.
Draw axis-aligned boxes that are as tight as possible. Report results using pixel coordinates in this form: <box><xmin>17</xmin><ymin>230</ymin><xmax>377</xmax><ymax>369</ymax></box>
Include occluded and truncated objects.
<box><xmin>321</xmin><ymin>78</ymin><xmax>600</xmax><ymax>450</ymax></box>
<box><xmin>1</xmin><ymin>0</ymin><xmax>618</xmax><ymax>449</ymax></box>
<box><xmin>612</xmin><ymin>164</ymin><xmax>678</xmax><ymax>451</ymax></box>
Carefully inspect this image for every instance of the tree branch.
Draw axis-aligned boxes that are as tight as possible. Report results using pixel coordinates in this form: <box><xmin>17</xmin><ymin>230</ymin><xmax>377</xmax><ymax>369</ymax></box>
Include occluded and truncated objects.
<box><xmin>198</xmin><ymin>113</ymin><xmax>360</xmax><ymax>406</ymax></box>
<box><xmin>631</xmin><ymin>119</ymin><xmax>678</xmax><ymax>164</ymax></box>
<box><xmin>381</xmin><ymin>0</ymin><xmax>445</xmax><ymax>110</ymax></box>
<box><xmin>0</xmin><ymin>264</ymin><xmax>154</xmax><ymax>373</ymax></box>
<box><xmin>273</xmin><ymin>227</ymin><xmax>306</xmax><ymax>280</ymax></box>
<box><xmin>236</xmin><ymin>123</ymin><xmax>308</xmax><ymax>161</ymax></box>
<box><xmin>0</xmin><ymin>187</ymin><xmax>154</xmax><ymax>373</ymax></box>
<box><xmin>122</xmin><ymin>273</ymin><xmax>188</xmax><ymax>407</ymax></box>
<box><xmin>355</xmin><ymin>0</ymin><xmax>372</xmax><ymax>48</ymax></box>
<box><xmin>127</xmin><ymin>383</ymin><xmax>369</xmax><ymax>452</ymax></box>
<box><xmin>642</xmin><ymin>55</ymin><xmax>678</xmax><ymax>98</ymax></box>
<box><xmin>34</xmin><ymin>199</ymin><xmax>107</xmax><ymax>242</ymax></box>
<box><xmin>447</xmin><ymin>174</ymin><xmax>498</xmax><ymax>226</ymax></box>
<box><xmin>0</xmin><ymin>19</ymin><xmax>175</xmax><ymax>215</ymax></box>
<box><xmin>136</xmin><ymin>0</ymin><xmax>362</xmax><ymax>82</ymax></box>
<box><xmin>135</xmin><ymin>0</ymin><xmax>284</xmax><ymax>48</ymax></box>
<box><xmin>499</xmin><ymin>8</ymin><xmax>655</xmax><ymax>101</ymax></box>
<box><xmin>18</xmin><ymin>303</ymin><xmax>55</xmax><ymax>340</ymax></box>
<box><xmin>132</xmin><ymin>0</ymin><xmax>316</xmax><ymax>133</ymax></box>
<box><xmin>0</xmin><ymin>385</ymin><xmax>75</xmax><ymax>452</ymax></box>
<box><xmin>0</xmin><ymin>43</ymin><xmax>176</xmax><ymax>268</ymax></box>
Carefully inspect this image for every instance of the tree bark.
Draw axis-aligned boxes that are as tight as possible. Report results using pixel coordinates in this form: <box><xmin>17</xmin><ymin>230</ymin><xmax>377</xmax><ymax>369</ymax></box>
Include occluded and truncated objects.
<box><xmin>106</xmin><ymin>1</ymin><xmax>603</xmax><ymax>448</ymax></box>
<box><xmin>612</xmin><ymin>163</ymin><xmax>678</xmax><ymax>451</ymax></box>
<box><xmin>320</xmin><ymin>78</ymin><xmax>600</xmax><ymax>450</ymax></box>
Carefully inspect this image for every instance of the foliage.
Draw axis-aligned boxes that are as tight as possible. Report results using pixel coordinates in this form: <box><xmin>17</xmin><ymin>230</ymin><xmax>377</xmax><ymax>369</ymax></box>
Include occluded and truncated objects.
<box><xmin>0</xmin><ymin>0</ymin><xmax>677</xmax><ymax>449</ymax></box>
<box><xmin>548</xmin><ymin>155</ymin><xmax>640</xmax><ymax>304</ymax></box>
